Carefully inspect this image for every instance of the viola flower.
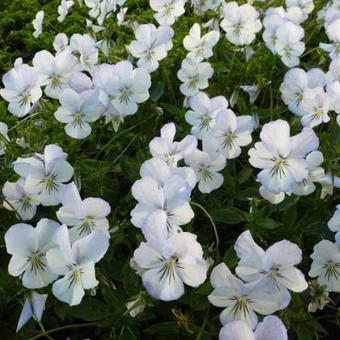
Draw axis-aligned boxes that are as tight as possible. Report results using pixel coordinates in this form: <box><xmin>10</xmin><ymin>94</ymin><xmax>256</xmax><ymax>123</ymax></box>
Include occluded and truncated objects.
<box><xmin>286</xmin><ymin>0</ymin><xmax>314</xmax><ymax>15</ymax></box>
<box><xmin>140</xmin><ymin>157</ymin><xmax>197</xmax><ymax>189</ymax></box>
<box><xmin>292</xmin><ymin>151</ymin><xmax>325</xmax><ymax>196</ymax></box>
<box><xmin>53</xmin><ymin>33</ymin><xmax>69</xmax><ymax>54</ymax></box>
<box><xmin>133</xmin><ymin>231</ymin><xmax>208</xmax><ymax>301</ymax></box>
<box><xmin>0</xmin><ymin>122</ymin><xmax>10</xmax><ymax>156</ymax></box>
<box><xmin>93</xmin><ymin>61</ymin><xmax>151</xmax><ymax>118</ymax></box>
<box><xmin>5</xmin><ymin>219</ymin><xmax>60</xmax><ymax>289</ymax></box>
<box><xmin>219</xmin><ymin>316</ymin><xmax>288</xmax><ymax>340</ymax></box>
<box><xmin>211</xmin><ymin>109</ymin><xmax>255</xmax><ymax>159</ymax></box>
<box><xmin>183</xmin><ymin>23</ymin><xmax>220</xmax><ymax>62</ymax></box>
<box><xmin>235</xmin><ymin>230</ymin><xmax>308</xmax><ymax>309</ymax></box>
<box><xmin>131</xmin><ymin>174</ymin><xmax>194</xmax><ymax>232</ymax></box>
<box><xmin>185</xmin><ymin>139</ymin><xmax>226</xmax><ymax>193</ymax></box>
<box><xmin>299</xmin><ymin>89</ymin><xmax>330</xmax><ymax>127</ymax></box>
<box><xmin>32</xmin><ymin>11</ymin><xmax>44</xmax><ymax>38</ymax></box>
<box><xmin>248</xmin><ymin>119</ymin><xmax>319</xmax><ymax>194</ymax></box>
<box><xmin>128</xmin><ymin>24</ymin><xmax>174</xmax><ymax>73</ymax></box>
<box><xmin>280</xmin><ymin>67</ymin><xmax>326</xmax><ymax>116</ymax></box>
<box><xmin>149</xmin><ymin>122</ymin><xmax>197</xmax><ymax>166</ymax></box>
<box><xmin>220</xmin><ymin>2</ymin><xmax>262</xmax><ymax>46</ymax></box>
<box><xmin>319</xmin><ymin>172</ymin><xmax>340</xmax><ymax>198</ymax></box>
<box><xmin>70</xmin><ymin>33</ymin><xmax>98</xmax><ymax>71</ymax></box>
<box><xmin>275</xmin><ymin>21</ymin><xmax>305</xmax><ymax>67</ymax></box>
<box><xmin>208</xmin><ymin>263</ymin><xmax>278</xmax><ymax>329</ymax></box>
<box><xmin>58</xmin><ymin>0</ymin><xmax>74</xmax><ymax>22</ymax></box>
<box><xmin>328</xmin><ymin>205</ymin><xmax>340</xmax><ymax>234</ymax></box>
<box><xmin>309</xmin><ymin>237</ymin><xmax>340</xmax><ymax>292</ymax></box>
<box><xmin>192</xmin><ymin>0</ymin><xmax>223</xmax><ymax>15</ymax></box>
<box><xmin>68</xmin><ymin>71</ymin><xmax>93</xmax><ymax>93</ymax></box>
<box><xmin>56</xmin><ymin>182</ymin><xmax>111</xmax><ymax>241</ymax></box>
<box><xmin>0</xmin><ymin>63</ymin><xmax>42</xmax><ymax>117</ymax></box>
<box><xmin>150</xmin><ymin>0</ymin><xmax>185</xmax><ymax>26</ymax></box>
<box><xmin>55</xmin><ymin>88</ymin><xmax>104</xmax><ymax>139</ymax></box>
<box><xmin>2</xmin><ymin>178</ymin><xmax>40</xmax><ymax>221</ymax></box>
<box><xmin>16</xmin><ymin>292</ymin><xmax>48</xmax><ymax>332</ymax></box>
<box><xmin>13</xmin><ymin>144</ymin><xmax>74</xmax><ymax>206</ymax></box>
<box><xmin>259</xmin><ymin>185</ymin><xmax>286</xmax><ymax>205</ymax></box>
<box><xmin>33</xmin><ymin>50</ymin><xmax>79</xmax><ymax>99</ymax></box>
<box><xmin>46</xmin><ymin>225</ymin><xmax>109</xmax><ymax>305</ymax></box>
<box><xmin>177</xmin><ymin>58</ymin><xmax>214</xmax><ymax>97</ymax></box>
<box><xmin>85</xmin><ymin>0</ymin><xmax>101</xmax><ymax>18</ymax></box>
<box><xmin>185</xmin><ymin>92</ymin><xmax>228</xmax><ymax>140</ymax></box>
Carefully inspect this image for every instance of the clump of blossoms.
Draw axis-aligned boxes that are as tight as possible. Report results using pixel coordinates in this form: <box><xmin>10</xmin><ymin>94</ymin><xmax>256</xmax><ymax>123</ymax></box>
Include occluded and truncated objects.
<box><xmin>130</xmin><ymin>122</ymin><xmax>210</xmax><ymax>301</ymax></box>
<box><xmin>208</xmin><ymin>229</ymin><xmax>307</xmax><ymax>334</ymax></box>
<box><xmin>263</xmin><ymin>5</ymin><xmax>307</xmax><ymax>67</ymax></box>
<box><xmin>3</xmin><ymin>144</ymin><xmax>111</xmax><ymax>331</ymax></box>
<box><xmin>248</xmin><ymin>119</ymin><xmax>323</xmax><ymax>204</ymax></box>
<box><xmin>220</xmin><ymin>2</ymin><xmax>262</xmax><ymax>46</ymax></box>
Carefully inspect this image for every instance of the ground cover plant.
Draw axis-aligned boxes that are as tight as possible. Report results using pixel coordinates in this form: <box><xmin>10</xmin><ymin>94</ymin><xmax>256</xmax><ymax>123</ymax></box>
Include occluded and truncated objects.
<box><xmin>0</xmin><ymin>0</ymin><xmax>340</xmax><ymax>339</ymax></box>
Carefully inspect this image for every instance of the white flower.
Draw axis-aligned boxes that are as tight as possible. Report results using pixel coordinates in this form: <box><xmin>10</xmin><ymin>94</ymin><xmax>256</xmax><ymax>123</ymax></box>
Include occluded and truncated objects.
<box><xmin>280</xmin><ymin>67</ymin><xmax>326</xmax><ymax>116</ymax></box>
<box><xmin>208</xmin><ymin>263</ymin><xmax>279</xmax><ymax>329</ymax></box>
<box><xmin>183</xmin><ymin>23</ymin><xmax>219</xmax><ymax>62</ymax></box>
<box><xmin>219</xmin><ymin>315</ymin><xmax>288</xmax><ymax>340</ymax></box>
<box><xmin>286</xmin><ymin>0</ymin><xmax>314</xmax><ymax>15</ymax></box>
<box><xmin>150</xmin><ymin>0</ymin><xmax>185</xmax><ymax>26</ymax></box>
<box><xmin>93</xmin><ymin>61</ymin><xmax>151</xmax><ymax>117</ymax></box>
<box><xmin>2</xmin><ymin>178</ymin><xmax>40</xmax><ymax>220</ymax></box>
<box><xmin>298</xmin><ymin>89</ymin><xmax>330</xmax><ymax>127</ymax></box>
<box><xmin>85</xmin><ymin>0</ymin><xmax>101</xmax><ymax>18</ymax></box>
<box><xmin>68</xmin><ymin>71</ymin><xmax>93</xmax><ymax>93</ymax></box>
<box><xmin>55</xmin><ymin>88</ymin><xmax>103</xmax><ymax>139</ymax></box>
<box><xmin>33</xmin><ymin>11</ymin><xmax>44</xmax><ymax>38</ymax></box>
<box><xmin>309</xmin><ymin>239</ymin><xmax>340</xmax><ymax>292</ymax></box>
<box><xmin>263</xmin><ymin>10</ymin><xmax>287</xmax><ymax>53</ymax></box>
<box><xmin>185</xmin><ymin>92</ymin><xmax>228</xmax><ymax>140</ymax></box>
<box><xmin>235</xmin><ymin>230</ymin><xmax>308</xmax><ymax>309</ymax></box>
<box><xmin>149</xmin><ymin>122</ymin><xmax>197</xmax><ymax>166</ymax></box>
<box><xmin>16</xmin><ymin>292</ymin><xmax>48</xmax><ymax>332</ymax></box>
<box><xmin>0</xmin><ymin>122</ymin><xmax>9</xmax><ymax>156</ymax></box>
<box><xmin>248</xmin><ymin>120</ymin><xmax>319</xmax><ymax>194</ymax></box>
<box><xmin>328</xmin><ymin>204</ymin><xmax>340</xmax><ymax>234</ymax></box>
<box><xmin>128</xmin><ymin>24</ymin><xmax>174</xmax><ymax>73</ymax></box>
<box><xmin>292</xmin><ymin>151</ymin><xmax>324</xmax><ymax>196</ymax></box>
<box><xmin>259</xmin><ymin>185</ymin><xmax>286</xmax><ymax>205</ymax></box>
<box><xmin>185</xmin><ymin>138</ymin><xmax>226</xmax><ymax>193</ymax></box>
<box><xmin>70</xmin><ymin>34</ymin><xmax>98</xmax><ymax>71</ymax></box>
<box><xmin>211</xmin><ymin>109</ymin><xmax>255</xmax><ymax>159</ymax></box>
<box><xmin>5</xmin><ymin>219</ymin><xmax>60</xmax><ymax>289</ymax></box>
<box><xmin>240</xmin><ymin>85</ymin><xmax>259</xmax><ymax>104</ymax></box>
<box><xmin>46</xmin><ymin>225</ymin><xmax>109</xmax><ymax>305</ymax></box>
<box><xmin>133</xmin><ymin>231</ymin><xmax>208</xmax><ymax>301</ymax></box>
<box><xmin>131</xmin><ymin>174</ymin><xmax>194</xmax><ymax>232</ymax></box>
<box><xmin>177</xmin><ymin>58</ymin><xmax>214</xmax><ymax>97</ymax></box>
<box><xmin>33</xmin><ymin>50</ymin><xmax>79</xmax><ymax>99</ymax></box>
<box><xmin>117</xmin><ymin>7</ymin><xmax>128</xmax><ymax>26</ymax></box>
<box><xmin>140</xmin><ymin>157</ymin><xmax>197</xmax><ymax>188</ymax></box>
<box><xmin>0</xmin><ymin>63</ymin><xmax>42</xmax><ymax>117</ymax></box>
<box><xmin>57</xmin><ymin>182</ymin><xmax>111</xmax><ymax>241</ymax></box>
<box><xmin>220</xmin><ymin>2</ymin><xmax>262</xmax><ymax>46</ymax></box>
<box><xmin>58</xmin><ymin>0</ymin><xmax>74</xmax><ymax>22</ymax></box>
<box><xmin>319</xmin><ymin>172</ymin><xmax>340</xmax><ymax>198</ymax></box>
<box><xmin>53</xmin><ymin>33</ymin><xmax>69</xmax><ymax>54</ymax></box>
<box><xmin>275</xmin><ymin>21</ymin><xmax>305</xmax><ymax>67</ymax></box>
<box><xmin>192</xmin><ymin>0</ymin><xmax>223</xmax><ymax>15</ymax></box>
<box><xmin>13</xmin><ymin>144</ymin><xmax>74</xmax><ymax>206</ymax></box>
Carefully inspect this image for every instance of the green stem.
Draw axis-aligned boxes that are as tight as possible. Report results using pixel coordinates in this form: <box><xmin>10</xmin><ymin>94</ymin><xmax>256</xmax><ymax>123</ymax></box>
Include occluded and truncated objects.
<box><xmin>195</xmin><ymin>306</ymin><xmax>210</xmax><ymax>340</ymax></box>
<box><xmin>28</xmin><ymin>322</ymin><xmax>98</xmax><ymax>340</ymax></box>
<box><xmin>190</xmin><ymin>201</ymin><xmax>219</xmax><ymax>251</ymax></box>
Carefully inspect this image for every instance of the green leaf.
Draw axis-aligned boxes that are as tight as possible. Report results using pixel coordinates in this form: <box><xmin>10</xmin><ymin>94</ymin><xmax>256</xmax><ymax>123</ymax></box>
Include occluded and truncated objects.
<box><xmin>68</xmin><ymin>298</ymin><xmax>110</xmax><ymax>321</ymax></box>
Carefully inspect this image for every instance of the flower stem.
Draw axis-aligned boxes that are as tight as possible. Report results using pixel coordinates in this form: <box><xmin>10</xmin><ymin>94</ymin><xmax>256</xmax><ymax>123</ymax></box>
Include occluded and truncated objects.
<box><xmin>190</xmin><ymin>201</ymin><xmax>219</xmax><ymax>251</ymax></box>
<box><xmin>28</xmin><ymin>322</ymin><xmax>98</xmax><ymax>340</ymax></box>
